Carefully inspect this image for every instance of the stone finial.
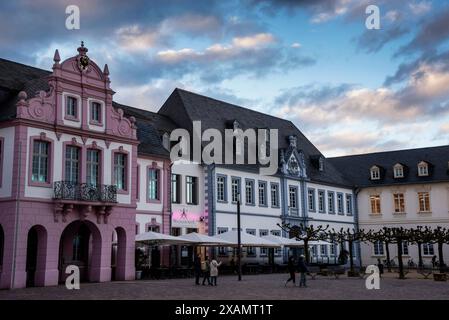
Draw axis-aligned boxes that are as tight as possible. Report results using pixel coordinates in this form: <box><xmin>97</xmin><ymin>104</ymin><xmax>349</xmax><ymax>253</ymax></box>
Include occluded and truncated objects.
<box><xmin>18</xmin><ymin>91</ymin><xmax>27</xmax><ymax>101</ymax></box>
<box><xmin>103</xmin><ymin>64</ymin><xmax>110</xmax><ymax>76</ymax></box>
<box><xmin>53</xmin><ymin>49</ymin><xmax>61</xmax><ymax>64</ymax></box>
<box><xmin>288</xmin><ymin>135</ymin><xmax>297</xmax><ymax>148</ymax></box>
<box><xmin>77</xmin><ymin>41</ymin><xmax>88</xmax><ymax>55</ymax></box>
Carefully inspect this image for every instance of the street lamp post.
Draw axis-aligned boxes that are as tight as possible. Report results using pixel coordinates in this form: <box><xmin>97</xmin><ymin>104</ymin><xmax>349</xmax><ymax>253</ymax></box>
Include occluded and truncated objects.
<box><xmin>237</xmin><ymin>192</ymin><xmax>242</xmax><ymax>281</ymax></box>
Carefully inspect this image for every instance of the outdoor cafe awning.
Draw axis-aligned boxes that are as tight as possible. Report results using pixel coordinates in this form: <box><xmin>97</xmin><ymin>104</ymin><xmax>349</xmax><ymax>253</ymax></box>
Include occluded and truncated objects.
<box><xmin>135</xmin><ymin>231</ymin><xmax>197</xmax><ymax>245</ymax></box>
<box><xmin>261</xmin><ymin>234</ymin><xmax>304</xmax><ymax>247</ymax></box>
<box><xmin>175</xmin><ymin>232</ymin><xmax>234</xmax><ymax>246</ymax></box>
<box><xmin>214</xmin><ymin>230</ymin><xmax>281</xmax><ymax>247</ymax></box>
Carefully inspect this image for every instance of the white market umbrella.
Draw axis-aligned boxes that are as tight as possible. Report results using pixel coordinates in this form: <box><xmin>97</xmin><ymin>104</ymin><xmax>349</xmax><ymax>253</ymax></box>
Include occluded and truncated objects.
<box><xmin>214</xmin><ymin>230</ymin><xmax>280</xmax><ymax>247</ymax></box>
<box><xmin>262</xmin><ymin>234</ymin><xmax>304</xmax><ymax>247</ymax></box>
<box><xmin>176</xmin><ymin>232</ymin><xmax>234</xmax><ymax>246</ymax></box>
<box><xmin>135</xmin><ymin>231</ymin><xmax>196</xmax><ymax>245</ymax></box>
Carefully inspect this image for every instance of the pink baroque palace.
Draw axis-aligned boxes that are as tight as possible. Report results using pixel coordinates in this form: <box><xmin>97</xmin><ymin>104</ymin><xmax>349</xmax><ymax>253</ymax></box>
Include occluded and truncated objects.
<box><xmin>0</xmin><ymin>43</ymin><xmax>172</xmax><ymax>289</ymax></box>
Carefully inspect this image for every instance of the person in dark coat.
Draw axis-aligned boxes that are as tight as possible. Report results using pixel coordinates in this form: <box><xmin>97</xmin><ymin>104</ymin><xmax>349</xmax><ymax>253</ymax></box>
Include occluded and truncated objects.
<box><xmin>377</xmin><ymin>258</ymin><xmax>384</xmax><ymax>277</ymax></box>
<box><xmin>202</xmin><ymin>256</ymin><xmax>212</xmax><ymax>285</ymax></box>
<box><xmin>432</xmin><ymin>255</ymin><xmax>438</xmax><ymax>268</ymax></box>
<box><xmin>150</xmin><ymin>247</ymin><xmax>161</xmax><ymax>279</ymax></box>
<box><xmin>297</xmin><ymin>255</ymin><xmax>309</xmax><ymax>288</ymax></box>
<box><xmin>194</xmin><ymin>254</ymin><xmax>202</xmax><ymax>285</ymax></box>
<box><xmin>285</xmin><ymin>256</ymin><xmax>296</xmax><ymax>287</ymax></box>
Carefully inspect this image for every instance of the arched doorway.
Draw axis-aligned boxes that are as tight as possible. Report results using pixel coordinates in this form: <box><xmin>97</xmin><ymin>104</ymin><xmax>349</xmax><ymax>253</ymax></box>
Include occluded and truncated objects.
<box><xmin>111</xmin><ymin>227</ymin><xmax>127</xmax><ymax>281</ymax></box>
<box><xmin>58</xmin><ymin>220</ymin><xmax>102</xmax><ymax>283</ymax></box>
<box><xmin>0</xmin><ymin>224</ymin><xmax>4</xmax><ymax>273</ymax></box>
<box><xmin>26</xmin><ymin>225</ymin><xmax>47</xmax><ymax>287</ymax></box>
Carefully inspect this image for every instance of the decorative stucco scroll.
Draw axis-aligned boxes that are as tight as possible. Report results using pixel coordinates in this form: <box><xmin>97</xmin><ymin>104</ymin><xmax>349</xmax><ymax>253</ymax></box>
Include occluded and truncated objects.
<box><xmin>16</xmin><ymin>84</ymin><xmax>56</xmax><ymax>124</ymax></box>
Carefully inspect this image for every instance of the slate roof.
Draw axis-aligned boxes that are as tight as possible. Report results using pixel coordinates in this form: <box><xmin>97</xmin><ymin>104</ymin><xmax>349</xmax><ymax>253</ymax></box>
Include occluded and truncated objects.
<box><xmin>114</xmin><ymin>102</ymin><xmax>176</xmax><ymax>158</ymax></box>
<box><xmin>159</xmin><ymin>88</ymin><xmax>352</xmax><ymax>187</ymax></box>
<box><xmin>0</xmin><ymin>58</ymin><xmax>170</xmax><ymax>158</ymax></box>
<box><xmin>329</xmin><ymin>145</ymin><xmax>449</xmax><ymax>187</ymax></box>
<box><xmin>0</xmin><ymin>58</ymin><xmax>51</xmax><ymax>121</ymax></box>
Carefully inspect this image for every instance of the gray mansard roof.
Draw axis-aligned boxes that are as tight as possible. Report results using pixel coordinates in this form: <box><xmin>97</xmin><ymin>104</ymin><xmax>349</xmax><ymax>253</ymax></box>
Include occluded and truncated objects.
<box><xmin>329</xmin><ymin>145</ymin><xmax>449</xmax><ymax>187</ymax></box>
<box><xmin>2</xmin><ymin>57</ymin><xmax>449</xmax><ymax>187</ymax></box>
<box><xmin>0</xmin><ymin>57</ymin><xmax>170</xmax><ymax>158</ymax></box>
<box><xmin>0</xmin><ymin>58</ymin><xmax>51</xmax><ymax>121</ymax></box>
<box><xmin>116</xmin><ymin>102</ymin><xmax>177</xmax><ymax>158</ymax></box>
<box><xmin>158</xmin><ymin>88</ymin><xmax>352</xmax><ymax>187</ymax></box>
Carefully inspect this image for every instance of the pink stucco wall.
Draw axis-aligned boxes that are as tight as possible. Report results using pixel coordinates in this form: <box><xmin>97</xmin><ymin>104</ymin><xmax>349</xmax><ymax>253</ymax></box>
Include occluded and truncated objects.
<box><xmin>0</xmin><ymin>44</ymin><xmax>141</xmax><ymax>289</ymax></box>
<box><xmin>0</xmin><ymin>199</ymin><xmax>136</xmax><ymax>289</ymax></box>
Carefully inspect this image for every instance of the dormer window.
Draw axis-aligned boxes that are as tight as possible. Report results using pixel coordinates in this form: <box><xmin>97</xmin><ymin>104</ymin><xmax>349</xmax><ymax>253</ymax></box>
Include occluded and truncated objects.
<box><xmin>319</xmin><ymin>157</ymin><xmax>324</xmax><ymax>172</ymax></box>
<box><xmin>233</xmin><ymin>120</ymin><xmax>240</xmax><ymax>131</ymax></box>
<box><xmin>66</xmin><ymin>96</ymin><xmax>78</xmax><ymax>119</ymax></box>
<box><xmin>370</xmin><ymin>166</ymin><xmax>380</xmax><ymax>180</ymax></box>
<box><xmin>162</xmin><ymin>133</ymin><xmax>170</xmax><ymax>151</ymax></box>
<box><xmin>418</xmin><ymin>161</ymin><xmax>429</xmax><ymax>176</ymax></box>
<box><xmin>393</xmin><ymin>164</ymin><xmax>404</xmax><ymax>178</ymax></box>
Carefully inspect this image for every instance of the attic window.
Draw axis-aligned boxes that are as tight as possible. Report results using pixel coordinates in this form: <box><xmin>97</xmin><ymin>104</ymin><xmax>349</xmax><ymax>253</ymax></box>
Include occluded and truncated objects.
<box><xmin>233</xmin><ymin>120</ymin><xmax>240</xmax><ymax>131</ymax></box>
<box><xmin>393</xmin><ymin>164</ymin><xmax>404</xmax><ymax>178</ymax></box>
<box><xmin>319</xmin><ymin>157</ymin><xmax>324</xmax><ymax>172</ymax></box>
<box><xmin>370</xmin><ymin>166</ymin><xmax>380</xmax><ymax>180</ymax></box>
<box><xmin>162</xmin><ymin>133</ymin><xmax>170</xmax><ymax>151</ymax></box>
<box><xmin>418</xmin><ymin>161</ymin><xmax>429</xmax><ymax>177</ymax></box>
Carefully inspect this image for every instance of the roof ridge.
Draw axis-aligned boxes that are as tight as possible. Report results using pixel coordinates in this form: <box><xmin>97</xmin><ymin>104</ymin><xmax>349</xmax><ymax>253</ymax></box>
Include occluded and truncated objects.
<box><xmin>329</xmin><ymin>144</ymin><xmax>449</xmax><ymax>160</ymax></box>
<box><xmin>0</xmin><ymin>57</ymin><xmax>51</xmax><ymax>74</ymax></box>
<box><xmin>113</xmin><ymin>101</ymin><xmax>157</xmax><ymax>115</ymax></box>
<box><xmin>174</xmin><ymin>88</ymin><xmax>293</xmax><ymax>124</ymax></box>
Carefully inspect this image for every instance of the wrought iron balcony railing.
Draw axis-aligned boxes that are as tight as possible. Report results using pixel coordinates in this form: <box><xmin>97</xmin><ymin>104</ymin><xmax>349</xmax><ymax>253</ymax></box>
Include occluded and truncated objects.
<box><xmin>53</xmin><ymin>181</ymin><xmax>117</xmax><ymax>203</ymax></box>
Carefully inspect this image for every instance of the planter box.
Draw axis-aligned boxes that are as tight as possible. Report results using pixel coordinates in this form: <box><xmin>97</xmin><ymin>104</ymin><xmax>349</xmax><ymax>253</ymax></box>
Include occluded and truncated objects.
<box><xmin>433</xmin><ymin>273</ymin><xmax>447</xmax><ymax>281</ymax></box>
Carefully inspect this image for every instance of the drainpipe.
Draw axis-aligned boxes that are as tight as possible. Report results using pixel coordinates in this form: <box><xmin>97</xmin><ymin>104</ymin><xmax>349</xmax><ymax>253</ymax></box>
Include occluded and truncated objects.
<box><xmin>11</xmin><ymin>141</ymin><xmax>22</xmax><ymax>289</ymax></box>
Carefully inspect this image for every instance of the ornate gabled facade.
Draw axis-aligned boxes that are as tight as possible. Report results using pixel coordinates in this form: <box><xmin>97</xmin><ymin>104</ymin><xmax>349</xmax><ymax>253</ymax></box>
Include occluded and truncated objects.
<box><xmin>0</xmin><ymin>44</ymin><xmax>145</xmax><ymax>289</ymax></box>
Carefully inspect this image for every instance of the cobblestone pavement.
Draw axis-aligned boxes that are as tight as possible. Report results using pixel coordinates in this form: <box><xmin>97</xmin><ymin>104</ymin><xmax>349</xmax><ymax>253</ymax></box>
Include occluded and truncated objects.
<box><xmin>1</xmin><ymin>272</ymin><xmax>448</xmax><ymax>300</ymax></box>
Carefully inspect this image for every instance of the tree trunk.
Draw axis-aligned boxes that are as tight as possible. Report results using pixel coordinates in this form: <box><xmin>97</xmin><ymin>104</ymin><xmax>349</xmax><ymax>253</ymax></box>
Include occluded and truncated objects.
<box><xmin>339</xmin><ymin>241</ymin><xmax>345</xmax><ymax>264</ymax></box>
<box><xmin>438</xmin><ymin>241</ymin><xmax>445</xmax><ymax>273</ymax></box>
<box><xmin>348</xmin><ymin>239</ymin><xmax>354</xmax><ymax>273</ymax></box>
<box><xmin>304</xmin><ymin>239</ymin><xmax>309</xmax><ymax>264</ymax></box>
<box><xmin>397</xmin><ymin>240</ymin><xmax>405</xmax><ymax>279</ymax></box>
<box><xmin>417</xmin><ymin>242</ymin><xmax>423</xmax><ymax>268</ymax></box>
<box><xmin>385</xmin><ymin>242</ymin><xmax>391</xmax><ymax>272</ymax></box>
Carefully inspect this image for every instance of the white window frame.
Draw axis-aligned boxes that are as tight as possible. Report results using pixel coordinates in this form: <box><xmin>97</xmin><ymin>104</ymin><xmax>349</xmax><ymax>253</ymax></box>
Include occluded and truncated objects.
<box><xmin>370</xmin><ymin>194</ymin><xmax>381</xmax><ymax>214</ymax></box>
<box><xmin>373</xmin><ymin>240</ymin><xmax>384</xmax><ymax>256</ymax></box>
<box><xmin>393</xmin><ymin>164</ymin><xmax>404</xmax><ymax>178</ymax></box>
<box><xmin>418</xmin><ymin>192</ymin><xmax>431</xmax><ymax>212</ymax></box>
<box><xmin>308</xmin><ymin>188</ymin><xmax>316</xmax><ymax>212</ymax></box>
<box><xmin>423</xmin><ymin>243</ymin><xmax>434</xmax><ymax>256</ymax></box>
<box><xmin>370</xmin><ymin>166</ymin><xmax>380</xmax><ymax>180</ymax></box>
<box><xmin>418</xmin><ymin>162</ymin><xmax>429</xmax><ymax>176</ymax></box>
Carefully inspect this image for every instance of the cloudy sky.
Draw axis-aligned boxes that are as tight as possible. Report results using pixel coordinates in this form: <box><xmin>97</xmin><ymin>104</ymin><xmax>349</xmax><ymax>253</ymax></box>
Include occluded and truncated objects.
<box><xmin>1</xmin><ymin>0</ymin><xmax>449</xmax><ymax>157</ymax></box>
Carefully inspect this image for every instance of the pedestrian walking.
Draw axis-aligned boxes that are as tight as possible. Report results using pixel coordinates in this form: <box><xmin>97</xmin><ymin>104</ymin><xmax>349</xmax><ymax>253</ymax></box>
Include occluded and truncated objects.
<box><xmin>285</xmin><ymin>256</ymin><xmax>296</xmax><ymax>287</ymax></box>
<box><xmin>297</xmin><ymin>255</ymin><xmax>309</xmax><ymax>288</ymax></box>
<box><xmin>202</xmin><ymin>256</ymin><xmax>212</xmax><ymax>285</ymax></box>
<box><xmin>210</xmin><ymin>258</ymin><xmax>222</xmax><ymax>286</ymax></box>
<box><xmin>194</xmin><ymin>253</ymin><xmax>202</xmax><ymax>285</ymax></box>
<box><xmin>432</xmin><ymin>255</ymin><xmax>438</xmax><ymax>268</ymax></box>
<box><xmin>230</xmin><ymin>257</ymin><xmax>237</xmax><ymax>274</ymax></box>
<box><xmin>377</xmin><ymin>258</ymin><xmax>384</xmax><ymax>277</ymax></box>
